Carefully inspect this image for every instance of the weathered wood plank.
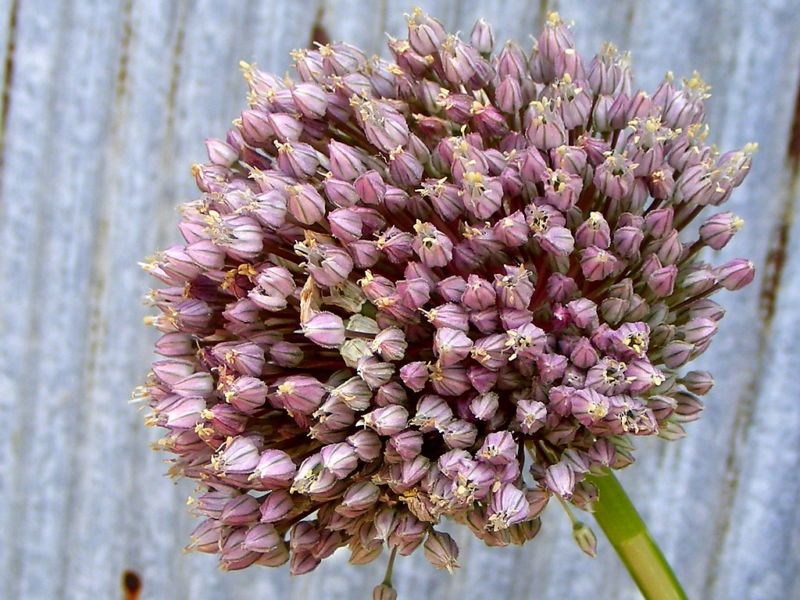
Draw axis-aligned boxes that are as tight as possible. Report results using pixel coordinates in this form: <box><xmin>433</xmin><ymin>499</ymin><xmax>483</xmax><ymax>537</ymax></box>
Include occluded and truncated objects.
<box><xmin>1</xmin><ymin>1</ymin><xmax>799</xmax><ymax>599</ymax></box>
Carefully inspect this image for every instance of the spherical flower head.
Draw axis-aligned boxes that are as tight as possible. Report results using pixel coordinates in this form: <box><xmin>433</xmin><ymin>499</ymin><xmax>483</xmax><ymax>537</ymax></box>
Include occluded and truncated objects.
<box><xmin>138</xmin><ymin>9</ymin><xmax>755</xmax><ymax>577</ymax></box>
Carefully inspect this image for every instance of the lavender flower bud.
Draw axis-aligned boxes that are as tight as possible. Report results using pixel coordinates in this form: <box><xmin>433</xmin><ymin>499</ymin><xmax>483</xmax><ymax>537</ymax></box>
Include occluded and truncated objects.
<box><xmin>259</xmin><ymin>490</ymin><xmax>294</xmax><ymax>523</ymax></box>
<box><xmin>699</xmin><ymin>212</ymin><xmax>744</xmax><ymax>250</ymax></box>
<box><xmin>544</xmin><ymin>462</ymin><xmax>575</xmax><ymax>498</ymax></box>
<box><xmin>423</xmin><ymin>530</ymin><xmax>460</xmax><ymax>572</ymax></box>
<box><xmin>362</xmin><ymin>405</ymin><xmax>409</xmax><ymax>436</ymax></box>
<box><xmin>487</xmin><ymin>483</ymin><xmax>529</xmax><ymax>531</ymax></box>
<box><xmin>477</xmin><ymin>431</ymin><xmax>518</xmax><ymax>465</ymax></box>
<box><xmin>253</xmin><ymin>449</ymin><xmax>296</xmax><ymax>488</ymax></box>
<box><xmin>682</xmin><ymin>370</ymin><xmax>715</xmax><ymax>395</ymax></box>
<box><xmin>572</xmin><ymin>522</ymin><xmax>598</xmax><ymax>557</ymax></box>
<box><xmin>516</xmin><ymin>399</ymin><xmax>547</xmax><ymax>434</ymax></box>
<box><xmin>470</xmin><ymin>18</ymin><xmax>495</xmax><ymax>54</ymax></box>
<box><xmin>470</xmin><ymin>391</ymin><xmax>499</xmax><ymax>421</ymax></box>
<box><xmin>715</xmin><ymin>259</ymin><xmax>755</xmax><ymax>290</ymax></box>
<box><xmin>373</xmin><ymin>584</ymin><xmax>398</xmax><ymax>600</ymax></box>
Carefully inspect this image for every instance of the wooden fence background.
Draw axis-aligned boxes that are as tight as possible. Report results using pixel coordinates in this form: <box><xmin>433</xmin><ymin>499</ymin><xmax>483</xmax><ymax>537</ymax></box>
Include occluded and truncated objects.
<box><xmin>1</xmin><ymin>0</ymin><xmax>799</xmax><ymax>598</ymax></box>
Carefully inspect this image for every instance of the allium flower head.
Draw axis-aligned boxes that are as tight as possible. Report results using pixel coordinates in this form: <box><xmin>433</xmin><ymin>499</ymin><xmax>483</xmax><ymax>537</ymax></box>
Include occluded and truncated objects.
<box><xmin>139</xmin><ymin>9</ymin><xmax>755</xmax><ymax>576</ymax></box>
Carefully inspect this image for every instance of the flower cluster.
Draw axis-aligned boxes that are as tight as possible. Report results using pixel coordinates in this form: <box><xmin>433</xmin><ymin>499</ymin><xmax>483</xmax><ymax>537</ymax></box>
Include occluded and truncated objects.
<box><xmin>137</xmin><ymin>9</ymin><xmax>755</xmax><ymax>579</ymax></box>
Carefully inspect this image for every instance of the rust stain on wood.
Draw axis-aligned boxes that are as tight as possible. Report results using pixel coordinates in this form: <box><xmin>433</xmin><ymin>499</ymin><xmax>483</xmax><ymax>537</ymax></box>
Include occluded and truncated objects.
<box><xmin>0</xmin><ymin>0</ymin><xmax>20</xmax><ymax>177</ymax></box>
<box><xmin>122</xmin><ymin>569</ymin><xmax>142</xmax><ymax>600</ymax></box>
<box><xmin>164</xmin><ymin>1</ymin><xmax>187</xmax><ymax>137</ymax></box>
<box><xmin>787</xmin><ymin>75</ymin><xmax>800</xmax><ymax>177</ymax></box>
<box><xmin>309</xmin><ymin>3</ymin><xmax>330</xmax><ymax>48</ymax></box>
<box><xmin>113</xmin><ymin>0</ymin><xmax>133</xmax><ymax>103</ymax></box>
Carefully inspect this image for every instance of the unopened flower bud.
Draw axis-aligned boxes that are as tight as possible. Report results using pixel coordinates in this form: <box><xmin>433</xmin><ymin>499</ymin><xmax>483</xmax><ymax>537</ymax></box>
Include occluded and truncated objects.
<box><xmin>572</xmin><ymin>521</ymin><xmax>598</xmax><ymax>557</ymax></box>
<box><xmin>423</xmin><ymin>530</ymin><xmax>460</xmax><ymax>572</ymax></box>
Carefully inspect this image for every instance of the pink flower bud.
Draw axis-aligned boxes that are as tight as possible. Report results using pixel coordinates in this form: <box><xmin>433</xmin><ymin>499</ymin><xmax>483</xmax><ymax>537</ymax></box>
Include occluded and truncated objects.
<box><xmin>572</xmin><ymin>522</ymin><xmax>598</xmax><ymax>557</ymax></box>
<box><xmin>269</xmin><ymin>341</ymin><xmax>304</xmax><ymax>368</ymax></box>
<box><xmin>212</xmin><ymin>342</ymin><xmax>265</xmax><ymax>376</ymax></box>
<box><xmin>220</xmin><ymin>529</ymin><xmax>259</xmax><ymax>570</ymax></box>
<box><xmin>187</xmin><ymin>519</ymin><xmax>224</xmax><ymax>553</ymax></box>
<box><xmin>320</xmin><ymin>442</ymin><xmax>359</xmax><ymax>478</ymax></box>
<box><xmin>539</xmin><ymin>226</ymin><xmax>575</xmax><ymax>256</ymax></box>
<box><xmin>462</xmin><ymin>275</ymin><xmax>496</xmax><ymax>311</ymax></box>
<box><xmin>570</xmin><ymin>388</ymin><xmax>610</xmax><ymax>426</ymax></box>
<box><xmin>171</xmin><ymin>372</ymin><xmax>214</xmax><ymax>398</ymax></box>
<box><xmin>580</xmin><ymin>246</ymin><xmax>621</xmax><ymax>281</ymax></box>
<box><xmin>323</xmin><ymin>177</ymin><xmax>360</xmax><ymax>208</ymax></box>
<box><xmin>625</xmin><ymin>359</ymin><xmax>665</xmax><ymax>394</ymax></box>
<box><xmin>273</xmin><ymin>375</ymin><xmax>326</xmax><ymax>415</ymax></box>
<box><xmin>243</xmin><ymin>523</ymin><xmax>282</xmax><ymax>553</ymax></box>
<box><xmin>307</xmin><ymin>244</ymin><xmax>354</xmax><ymax>287</ymax></box>
<box><xmin>496</xmin><ymin>76</ymin><xmax>523</xmax><ymax>113</ymax></box>
<box><xmin>516</xmin><ymin>399</ymin><xmax>547</xmax><ymax>434</ymax></box>
<box><xmin>389</xmin><ymin>429</ymin><xmax>424</xmax><ymax>461</ymax></box>
<box><xmin>224</xmin><ymin>375</ymin><xmax>268</xmax><ymax>413</ymax></box>
<box><xmin>442</xmin><ymin>419</ymin><xmax>478</xmax><ymax>449</ymax></box>
<box><xmin>423</xmin><ymin>530</ymin><xmax>460</xmax><ymax>572</ymax></box>
<box><xmin>715</xmin><ymin>259</ymin><xmax>755</xmax><ymax>290</ymax></box>
<box><xmin>487</xmin><ymin>483</ymin><xmax>529</xmax><ymax>531</ymax></box>
<box><xmin>362</xmin><ymin>405</ymin><xmax>408</xmax><ymax>436</ymax></box>
<box><xmin>699</xmin><ymin>212</ymin><xmax>744</xmax><ymax>250</ymax></box>
<box><xmin>239</xmin><ymin>108</ymin><xmax>273</xmax><ymax>144</ymax></box>
<box><xmin>673</xmin><ymin>391</ymin><xmax>704</xmax><ymax>422</ymax></box>
<box><xmin>576</xmin><ymin>212</ymin><xmax>611</xmax><ymax>249</ymax></box>
<box><xmin>328</xmin><ymin>140</ymin><xmax>366</xmax><ymax>181</ymax></box>
<box><xmin>286</xmin><ymin>183</ymin><xmax>325</xmax><ymax>225</ymax></box>
<box><xmin>291</xmin><ymin>82</ymin><xmax>328</xmax><ymax>118</ymax></box>
<box><xmin>570</xmin><ymin>337</ymin><xmax>599</xmax><ymax>368</ymax></box>
<box><xmin>357</xmin><ymin>356</ymin><xmax>395</xmax><ymax>389</ymax></box>
<box><xmin>302</xmin><ymin>312</ymin><xmax>345</xmax><ymax>348</ymax></box>
<box><xmin>277</xmin><ymin>142</ymin><xmax>319</xmax><ymax>179</ymax></box>
<box><xmin>682</xmin><ymin>370</ymin><xmax>715</xmax><ymax>395</ymax></box>
<box><xmin>267</xmin><ymin>113</ymin><xmax>303</xmax><ymax>142</ymax></box>
<box><xmin>252</xmin><ymin>449</ymin><xmax>296</xmax><ymax>489</ymax></box>
<box><xmin>611</xmin><ymin>225</ymin><xmax>644</xmax><ymax>259</ymax></box>
<box><xmin>655</xmin><ymin>230</ymin><xmax>683</xmax><ymax>265</ymax></box>
<box><xmin>347</xmin><ymin>429</ymin><xmax>382</xmax><ymax>462</ymax></box>
<box><xmin>594</xmin><ymin>155</ymin><xmax>634</xmax><ymax>200</ymax></box>
<box><xmin>526</xmin><ymin>100</ymin><xmax>567</xmax><ymax>150</ymax></box>
<box><xmin>477</xmin><ymin>431</ymin><xmax>517</xmax><ymax>465</ymax></box>
<box><xmin>221</xmin><ymin>494</ymin><xmax>260</xmax><ymax>525</ymax></box>
<box><xmin>470</xmin><ymin>391</ymin><xmax>499</xmax><ymax>421</ymax></box>
<box><xmin>400</xmin><ymin>455</ymin><xmax>431</xmax><ymax>487</ymax></box>
<box><xmin>681</xmin><ymin>317</ymin><xmax>718</xmax><ymax>345</ymax></box>
<box><xmin>544</xmin><ymin>462</ymin><xmax>575</xmax><ymax>498</ymax></box>
<box><xmin>662</xmin><ymin>340</ymin><xmax>695</xmax><ymax>368</ymax></box>
<box><xmin>217</xmin><ymin>436</ymin><xmax>261</xmax><ymax>475</ymax></box>
<box><xmin>434</xmin><ymin>327</ymin><xmax>473</xmax><ymax>366</ymax></box>
<box><xmin>258</xmin><ymin>490</ymin><xmax>294</xmax><ymax>523</ymax></box>
<box><xmin>327</xmin><ymin>207</ymin><xmax>362</xmax><ymax>243</ymax></box>
<box><xmin>339</xmin><ymin>481</ymin><xmax>380</xmax><ymax>516</ymax></box>
<box><xmin>289</xmin><ymin>521</ymin><xmax>321</xmax><ymax>553</ymax></box>
<box><xmin>470</xmin><ymin>17</ymin><xmax>495</xmax><ymax>54</ymax></box>
<box><xmin>680</xmin><ymin>267</ymin><xmax>717</xmax><ymax>296</ymax></box>
<box><xmin>205</xmin><ymin>138</ymin><xmax>239</xmax><ymax>166</ymax></box>
<box><xmin>412</xmin><ymin>221</ymin><xmax>453</xmax><ymax>267</ymax></box>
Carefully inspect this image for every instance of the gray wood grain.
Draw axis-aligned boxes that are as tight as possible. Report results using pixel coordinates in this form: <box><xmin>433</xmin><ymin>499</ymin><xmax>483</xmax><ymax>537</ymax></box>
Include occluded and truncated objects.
<box><xmin>1</xmin><ymin>1</ymin><xmax>799</xmax><ymax>599</ymax></box>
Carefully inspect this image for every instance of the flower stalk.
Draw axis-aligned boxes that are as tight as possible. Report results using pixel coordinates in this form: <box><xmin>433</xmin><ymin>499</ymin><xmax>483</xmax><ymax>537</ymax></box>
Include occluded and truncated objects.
<box><xmin>588</xmin><ymin>470</ymin><xmax>687</xmax><ymax>600</ymax></box>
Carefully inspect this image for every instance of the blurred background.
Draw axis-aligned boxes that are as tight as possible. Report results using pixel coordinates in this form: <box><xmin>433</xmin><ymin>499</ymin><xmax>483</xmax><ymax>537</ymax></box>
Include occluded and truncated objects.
<box><xmin>1</xmin><ymin>0</ymin><xmax>799</xmax><ymax>598</ymax></box>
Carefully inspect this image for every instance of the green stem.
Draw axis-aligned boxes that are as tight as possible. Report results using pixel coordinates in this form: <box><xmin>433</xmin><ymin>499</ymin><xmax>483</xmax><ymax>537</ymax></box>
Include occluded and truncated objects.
<box><xmin>587</xmin><ymin>470</ymin><xmax>688</xmax><ymax>600</ymax></box>
<box><xmin>382</xmin><ymin>547</ymin><xmax>398</xmax><ymax>587</ymax></box>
